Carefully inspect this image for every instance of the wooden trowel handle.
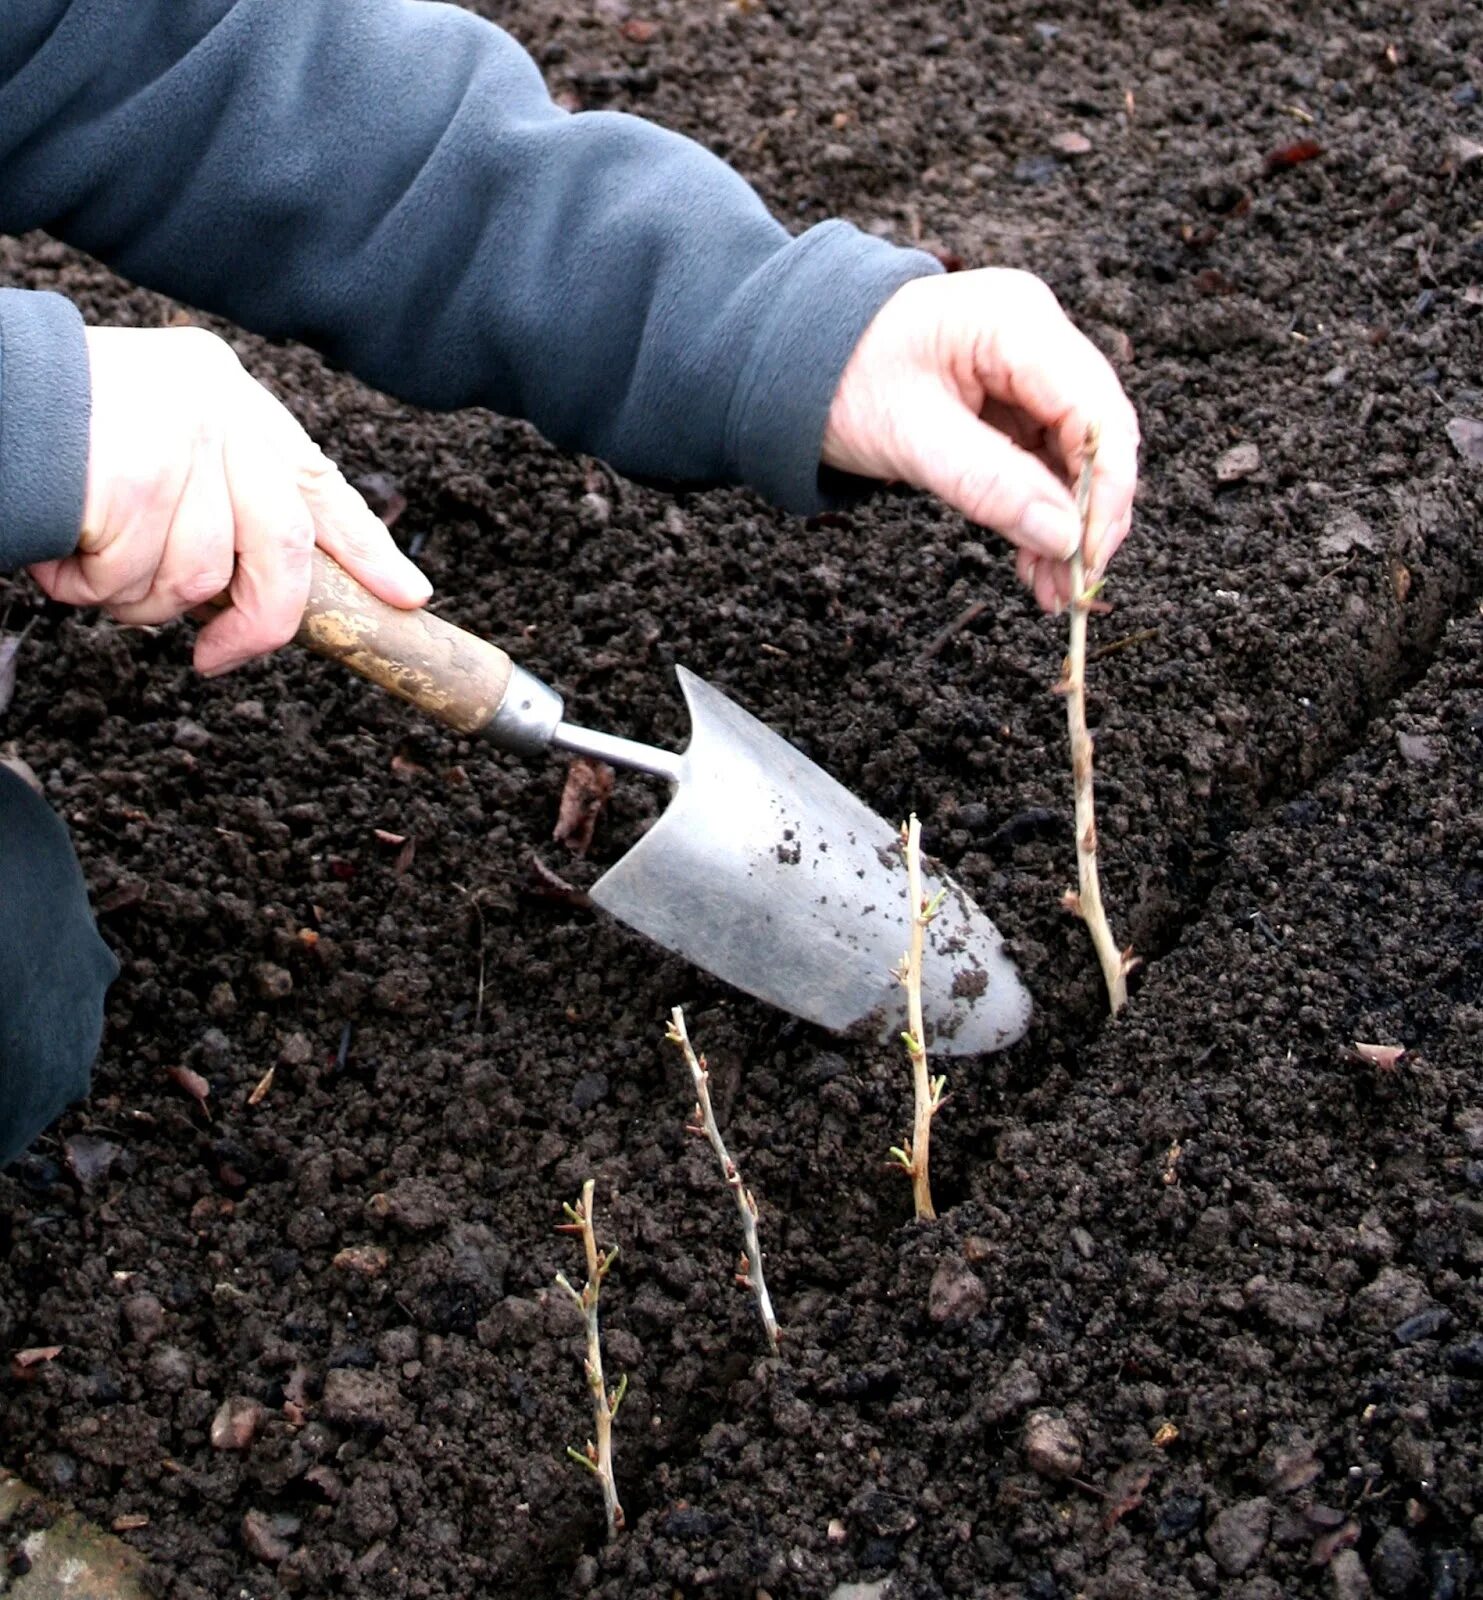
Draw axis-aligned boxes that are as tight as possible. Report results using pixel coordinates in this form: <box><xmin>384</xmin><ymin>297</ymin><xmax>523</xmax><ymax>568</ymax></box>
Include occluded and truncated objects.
<box><xmin>296</xmin><ymin>549</ymin><xmax>516</xmax><ymax>736</ymax></box>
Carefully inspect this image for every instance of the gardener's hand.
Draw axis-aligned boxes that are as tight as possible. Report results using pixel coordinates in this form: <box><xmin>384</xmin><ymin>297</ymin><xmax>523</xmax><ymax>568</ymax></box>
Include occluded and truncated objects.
<box><xmin>29</xmin><ymin>326</ymin><xmax>431</xmax><ymax>676</ymax></box>
<box><xmin>822</xmin><ymin>268</ymin><xmax>1139</xmax><ymax>613</ymax></box>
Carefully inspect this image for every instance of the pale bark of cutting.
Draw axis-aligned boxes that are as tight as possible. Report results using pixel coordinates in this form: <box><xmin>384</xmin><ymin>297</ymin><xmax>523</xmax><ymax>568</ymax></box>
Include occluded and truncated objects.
<box><xmin>666</xmin><ymin>1008</ymin><xmax>780</xmax><ymax>1352</ymax></box>
<box><xmin>555</xmin><ymin>1179</ymin><xmax>626</xmax><ymax>1540</ymax></box>
<box><xmin>891</xmin><ymin>814</ymin><xmax>946</xmax><ymax>1221</ymax></box>
<box><xmin>1060</xmin><ymin>424</ymin><xmax>1135</xmax><ymax>1016</ymax></box>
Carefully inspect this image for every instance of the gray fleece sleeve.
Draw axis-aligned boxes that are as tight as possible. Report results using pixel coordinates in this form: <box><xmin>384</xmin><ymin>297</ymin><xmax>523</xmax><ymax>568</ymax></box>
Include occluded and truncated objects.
<box><xmin>0</xmin><ymin>0</ymin><xmax>941</xmax><ymax>573</ymax></box>
<box><xmin>0</xmin><ymin>287</ymin><xmax>91</xmax><ymax>567</ymax></box>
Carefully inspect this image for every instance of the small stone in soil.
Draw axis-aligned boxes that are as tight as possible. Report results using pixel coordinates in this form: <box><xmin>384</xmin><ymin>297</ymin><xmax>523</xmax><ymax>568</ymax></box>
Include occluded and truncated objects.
<box><xmin>1205</xmin><ymin>1496</ymin><xmax>1272</xmax><ymax>1576</ymax></box>
<box><xmin>1370</xmin><ymin>1526</ymin><xmax>1422</xmax><ymax>1597</ymax></box>
<box><xmin>1023</xmin><ymin>1411</ymin><xmax>1082</xmax><ymax>1479</ymax></box>
<box><xmin>1157</xmin><ymin>1490</ymin><xmax>1204</xmax><ymax>1540</ymax></box>
<box><xmin>927</xmin><ymin>1256</ymin><xmax>987</xmax><ymax>1326</ymax></box>
<box><xmin>981</xmin><ymin>1359</ymin><xmax>1041</xmax><ymax>1425</ymax></box>
<box><xmin>1329</xmin><ymin>1548</ymin><xmax>1371</xmax><ymax>1600</ymax></box>
<box><xmin>1216</xmin><ymin>442</ymin><xmax>1261</xmax><ymax>482</ymax></box>
<box><xmin>120</xmin><ymin>1294</ymin><xmax>166</xmax><ymax>1346</ymax></box>
<box><xmin>1393</xmin><ymin>1306</ymin><xmax>1451</xmax><ymax>1345</ymax></box>
<box><xmin>210</xmin><ymin>1395</ymin><xmax>265</xmax><ymax>1451</ymax></box>
<box><xmin>241</xmin><ymin>1509</ymin><xmax>299</xmax><ymax>1564</ymax></box>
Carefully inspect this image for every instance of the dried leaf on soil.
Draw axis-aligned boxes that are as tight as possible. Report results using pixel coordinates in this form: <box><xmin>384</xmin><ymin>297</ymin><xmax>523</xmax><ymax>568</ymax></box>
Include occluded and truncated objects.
<box><xmin>10</xmin><ymin>1345</ymin><xmax>62</xmax><ymax>1378</ymax></box>
<box><xmin>553</xmin><ymin>757</ymin><xmax>615</xmax><ymax>856</ymax></box>
<box><xmin>521</xmin><ymin>857</ymin><xmax>591</xmax><ymax>908</ymax></box>
<box><xmin>64</xmin><ymin>1134</ymin><xmax>122</xmax><ymax>1190</ymax></box>
<box><xmin>1102</xmin><ymin>1465</ymin><xmax>1153</xmax><ymax>1530</ymax></box>
<box><xmin>1353</xmin><ymin>1041</ymin><xmax>1405</xmax><ymax>1070</ymax></box>
<box><xmin>390</xmin><ymin>750</ymin><xmax>428</xmax><ymax>779</ymax></box>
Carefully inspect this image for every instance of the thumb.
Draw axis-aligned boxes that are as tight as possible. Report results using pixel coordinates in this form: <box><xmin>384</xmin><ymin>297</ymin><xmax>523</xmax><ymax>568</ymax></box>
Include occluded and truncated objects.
<box><xmin>900</xmin><ymin>390</ymin><xmax>1082</xmax><ymax>562</ymax></box>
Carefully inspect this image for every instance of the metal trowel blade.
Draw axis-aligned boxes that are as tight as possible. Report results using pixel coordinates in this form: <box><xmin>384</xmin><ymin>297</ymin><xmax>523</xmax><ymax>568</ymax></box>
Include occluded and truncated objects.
<box><xmin>589</xmin><ymin>667</ymin><xmax>1032</xmax><ymax>1055</ymax></box>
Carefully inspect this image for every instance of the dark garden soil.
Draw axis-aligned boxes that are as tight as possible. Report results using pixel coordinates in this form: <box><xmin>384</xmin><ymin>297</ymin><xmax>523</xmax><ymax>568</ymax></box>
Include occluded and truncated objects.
<box><xmin>2</xmin><ymin>1</ymin><xmax>1482</xmax><ymax>1596</ymax></box>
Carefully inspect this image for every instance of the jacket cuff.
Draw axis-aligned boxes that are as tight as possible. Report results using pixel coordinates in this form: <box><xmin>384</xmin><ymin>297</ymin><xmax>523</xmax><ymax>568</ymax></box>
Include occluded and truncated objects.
<box><xmin>0</xmin><ymin>289</ymin><xmax>90</xmax><ymax>571</ymax></box>
<box><xmin>724</xmin><ymin>221</ymin><xmax>942</xmax><ymax>516</ymax></box>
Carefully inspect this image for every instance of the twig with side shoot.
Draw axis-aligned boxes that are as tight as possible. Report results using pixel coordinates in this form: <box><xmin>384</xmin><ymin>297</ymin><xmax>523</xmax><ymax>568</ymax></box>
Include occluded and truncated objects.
<box><xmin>665</xmin><ymin>1007</ymin><xmax>780</xmax><ymax>1353</ymax></box>
<box><xmin>889</xmin><ymin>814</ymin><xmax>947</xmax><ymax>1221</ymax></box>
<box><xmin>1059</xmin><ymin>424</ymin><xmax>1136</xmax><ymax>1016</ymax></box>
<box><xmin>555</xmin><ymin>1180</ymin><xmax>626</xmax><ymax>1539</ymax></box>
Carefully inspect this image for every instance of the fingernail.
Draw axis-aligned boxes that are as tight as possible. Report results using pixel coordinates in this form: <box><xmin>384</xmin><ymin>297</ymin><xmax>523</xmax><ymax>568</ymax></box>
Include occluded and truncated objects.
<box><xmin>1020</xmin><ymin>502</ymin><xmax>1080</xmax><ymax>562</ymax></box>
<box><xmin>400</xmin><ymin>559</ymin><xmax>433</xmax><ymax>603</ymax></box>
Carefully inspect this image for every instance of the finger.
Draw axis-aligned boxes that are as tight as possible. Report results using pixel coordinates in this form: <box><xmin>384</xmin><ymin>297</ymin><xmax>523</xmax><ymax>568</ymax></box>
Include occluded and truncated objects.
<box><xmin>247</xmin><ymin>391</ymin><xmax>431</xmax><ymax>608</ymax></box>
<box><xmin>195</xmin><ymin>435</ymin><xmax>315</xmax><ymax>676</ymax></box>
<box><xmin>28</xmin><ymin>557</ymin><xmax>110</xmax><ymax>609</ymax></box>
<box><xmin>298</xmin><ymin>453</ymin><xmax>431</xmax><ymax>608</ymax></box>
<box><xmin>1034</xmin><ymin>560</ymin><xmax>1067</xmax><ymax>615</ymax></box>
<box><xmin>980</xmin><ymin>297</ymin><xmax>1140</xmax><ymax>569</ymax></box>
<box><xmin>901</xmin><ymin>387</ymin><xmax>1082</xmax><ymax>560</ymax></box>
<box><xmin>108</xmin><ymin>435</ymin><xmax>236</xmax><ymax>627</ymax></box>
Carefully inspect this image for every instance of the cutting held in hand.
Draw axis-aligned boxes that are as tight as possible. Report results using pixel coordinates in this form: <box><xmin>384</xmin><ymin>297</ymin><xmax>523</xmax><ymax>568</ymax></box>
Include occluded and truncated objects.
<box><xmin>276</xmin><ymin>548</ymin><xmax>1032</xmax><ymax>1054</ymax></box>
<box><xmin>1057</xmin><ymin>424</ymin><xmax>1136</xmax><ymax>1015</ymax></box>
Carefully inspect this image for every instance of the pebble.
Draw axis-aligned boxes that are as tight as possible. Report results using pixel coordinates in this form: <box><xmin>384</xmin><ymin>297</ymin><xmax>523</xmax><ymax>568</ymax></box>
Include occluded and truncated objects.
<box><xmin>1395</xmin><ymin>732</ymin><xmax>1438</xmax><ymax>766</ymax></box>
<box><xmin>333</xmin><ymin>1245</ymin><xmax>389</xmax><ymax>1277</ymax></box>
<box><xmin>210</xmin><ymin>1395</ymin><xmax>266</xmax><ymax>1451</ymax></box>
<box><xmin>1012</xmin><ymin>153</ymin><xmax>1060</xmax><ymax>185</ymax></box>
<box><xmin>1394</xmin><ymin>1306</ymin><xmax>1452</xmax><ymax>1345</ymax></box>
<box><xmin>1353</xmin><ymin>1267</ymin><xmax>1433</xmax><ymax>1329</ymax></box>
<box><xmin>1216</xmin><ymin>442</ymin><xmax>1262</xmax><ymax>482</ymax></box>
<box><xmin>172</xmin><ymin>719</ymin><xmax>212</xmax><ymax>750</ymax></box>
<box><xmin>1426</xmin><ymin>1550</ymin><xmax>1468</xmax><ymax>1599</ymax></box>
<box><xmin>365</xmin><ymin>1177</ymin><xmax>447</xmax><ymax>1233</ymax></box>
<box><xmin>1157</xmin><ymin>1491</ymin><xmax>1205</xmax><ymax>1539</ymax></box>
<box><xmin>1253</xmin><ymin>1280</ymin><xmax>1326</xmax><ymax>1333</ymax></box>
<box><xmin>241</xmin><ymin>1509</ymin><xmax>299</xmax><ymax>1564</ymax></box>
<box><xmin>252</xmin><ymin>962</ymin><xmax>294</xmax><ymax>1000</ymax></box>
<box><xmin>1370</xmin><ymin>1527</ymin><xmax>1422</xmax><ymax>1597</ymax></box>
<box><xmin>1457</xmin><ymin>1108</ymin><xmax>1483</xmax><ymax>1155</ymax></box>
<box><xmin>570</xmin><ymin>1072</ymin><xmax>609</xmax><ymax>1111</ymax></box>
<box><xmin>927</xmin><ymin>1256</ymin><xmax>987</xmax><ymax>1326</ymax></box>
<box><xmin>121</xmin><ymin>1293</ymin><xmax>166</xmax><ymax>1346</ymax></box>
<box><xmin>147</xmin><ymin>1345</ymin><xmax>193</xmax><ymax>1394</ymax></box>
<box><xmin>1023</xmin><ymin>1410</ymin><xmax>1082</xmax><ymax>1479</ymax></box>
<box><xmin>1330</xmin><ymin>1548</ymin><xmax>1372</xmax><ymax>1599</ymax></box>
<box><xmin>1205</xmin><ymin>1497</ymin><xmax>1272</xmax><ymax>1576</ymax></box>
<box><xmin>321</xmin><ymin>1367</ymin><xmax>410</xmax><ymax>1431</ymax></box>
<box><xmin>981</xmin><ymin>1360</ymin><xmax>1041</xmax><ymax>1425</ymax></box>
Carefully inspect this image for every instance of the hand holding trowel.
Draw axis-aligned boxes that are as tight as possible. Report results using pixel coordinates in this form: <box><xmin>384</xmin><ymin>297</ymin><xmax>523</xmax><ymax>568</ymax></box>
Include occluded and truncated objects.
<box><xmin>292</xmin><ymin>550</ymin><xmax>1031</xmax><ymax>1055</ymax></box>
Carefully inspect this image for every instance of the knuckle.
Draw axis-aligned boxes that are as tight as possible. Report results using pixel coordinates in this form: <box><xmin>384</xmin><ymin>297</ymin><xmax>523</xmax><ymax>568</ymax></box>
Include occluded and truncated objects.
<box><xmin>178</xmin><ymin>562</ymin><xmax>235</xmax><ymax>605</ymax></box>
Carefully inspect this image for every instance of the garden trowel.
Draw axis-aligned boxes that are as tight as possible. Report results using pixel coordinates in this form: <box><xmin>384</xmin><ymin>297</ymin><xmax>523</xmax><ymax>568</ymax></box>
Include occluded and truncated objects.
<box><xmin>295</xmin><ymin>550</ymin><xmax>1031</xmax><ymax>1055</ymax></box>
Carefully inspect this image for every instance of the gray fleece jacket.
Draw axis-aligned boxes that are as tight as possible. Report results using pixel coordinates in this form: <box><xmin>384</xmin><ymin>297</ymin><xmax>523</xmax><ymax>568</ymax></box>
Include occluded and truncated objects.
<box><xmin>0</xmin><ymin>0</ymin><xmax>941</xmax><ymax>573</ymax></box>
